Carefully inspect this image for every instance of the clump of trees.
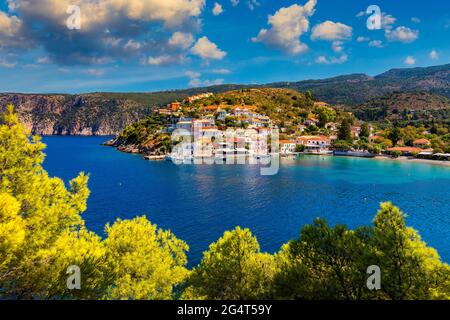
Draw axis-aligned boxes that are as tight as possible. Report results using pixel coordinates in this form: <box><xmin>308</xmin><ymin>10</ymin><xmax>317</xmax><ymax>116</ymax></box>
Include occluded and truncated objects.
<box><xmin>1</xmin><ymin>106</ymin><xmax>449</xmax><ymax>300</ymax></box>
<box><xmin>0</xmin><ymin>106</ymin><xmax>187</xmax><ymax>299</ymax></box>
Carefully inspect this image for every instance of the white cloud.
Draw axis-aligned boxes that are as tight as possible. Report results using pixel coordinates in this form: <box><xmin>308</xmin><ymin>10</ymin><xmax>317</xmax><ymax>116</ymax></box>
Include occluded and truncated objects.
<box><xmin>13</xmin><ymin>0</ymin><xmax>206</xmax><ymax>30</ymax></box>
<box><xmin>0</xmin><ymin>0</ymin><xmax>206</xmax><ymax>65</ymax></box>
<box><xmin>315</xmin><ymin>53</ymin><xmax>348</xmax><ymax>64</ymax></box>
<box><xmin>368</xmin><ymin>40</ymin><xmax>383</xmax><ymax>48</ymax></box>
<box><xmin>211</xmin><ymin>68</ymin><xmax>231</xmax><ymax>74</ymax></box>
<box><xmin>404</xmin><ymin>56</ymin><xmax>416</xmax><ymax>65</ymax></box>
<box><xmin>84</xmin><ymin>69</ymin><xmax>105</xmax><ymax>77</ymax></box>
<box><xmin>37</xmin><ymin>56</ymin><xmax>51</xmax><ymax>64</ymax></box>
<box><xmin>381</xmin><ymin>13</ymin><xmax>397</xmax><ymax>30</ymax></box>
<box><xmin>146</xmin><ymin>55</ymin><xmax>177</xmax><ymax>65</ymax></box>
<box><xmin>356</xmin><ymin>11</ymin><xmax>365</xmax><ymax>18</ymax></box>
<box><xmin>124</xmin><ymin>40</ymin><xmax>142</xmax><ymax>51</ymax></box>
<box><xmin>311</xmin><ymin>21</ymin><xmax>352</xmax><ymax>41</ymax></box>
<box><xmin>190</xmin><ymin>36</ymin><xmax>227</xmax><ymax>60</ymax></box>
<box><xmin>0</xmin><ymin>59</ymin><xmax>16</xmax><ymax>68</ymax></box>
<box><xmin>231</xmin><ymin>0</ymin><xmax>239</xmax><ymax>6</ymax></box>
<box><xmin>168</xmin><ymin>32</ymin><xmax>194</xmax><ymax>50</ymax></box>
<box><xmin>0</xmin><ymin>11</ymin><xmax>29</xmax><ymax>48</ymax></box>
<box><xmin>315</xmin><ymin>56</ymin><xmax>328</xmax><ymax>64</ymax></box>
<box><xmin>429</xmin><ymin>49</ymin><xmax>439</xmax><ymax>60</ymax></box>
<box><xmin>385</xmin><ymin>26</ymin><xmax>419</xmax><ymax>43</ymax></box>
<box><xmin>411</xmin><ymin>17</ymin><xmax>421</xmax><ymax>24</ymax></box>
<box><xmin>332</xmin><ymin>41</ymin><xmax>343</xmax><ymax>53</ymax></box>
<box><xmin>189</xmin><ymin>77</ymin><xmax>224</xmax><ymax>87</ymax></box>
<box><xmin>247</xmin><ymin>0</ymin><xmax>260</xmax><ymax>11</ymax></box>
<box><xmin>357</xmin><ymin>36</ymin><xmax>370</xmax><ymax>42</ymax></box>
<box><xmin>185</xmin><ymin>70</ymin><xmax>201</xmax><ymax>78</ymax></box>
<box><xmin>252</xmin><ymin>1</ymin><xmax>317</xmax><ymax>55</ymax></box>
<box><xmin>212</xmin><ymin>3</ymin><xmax>224</xmax><ymax>16</ymax></box>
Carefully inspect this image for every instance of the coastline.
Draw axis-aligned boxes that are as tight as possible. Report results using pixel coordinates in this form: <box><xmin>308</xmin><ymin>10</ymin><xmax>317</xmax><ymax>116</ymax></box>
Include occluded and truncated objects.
<box><xmin>372</xmin><ymin>155</ymin><xmax>450</xmax><ymax>167</ymax></box>
<box><xmin>103</xmin><ymin>137</ymin><xmax>450</xmax><ymax>168</ymax></box>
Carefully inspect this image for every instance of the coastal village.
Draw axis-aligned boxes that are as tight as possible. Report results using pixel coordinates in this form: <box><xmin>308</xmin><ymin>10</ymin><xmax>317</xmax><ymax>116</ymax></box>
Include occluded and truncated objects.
<box><xmin>145</xmin><ymin>91</ymin><xmax>450</xmax><ymax>163</ymax></box>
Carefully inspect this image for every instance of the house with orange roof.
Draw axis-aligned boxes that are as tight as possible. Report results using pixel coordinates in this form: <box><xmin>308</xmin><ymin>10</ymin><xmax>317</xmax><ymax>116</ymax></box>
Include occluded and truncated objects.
<box><xmin>168</xmin><ymin>102</ymin><xmax>181</xmax><ymax>112</ymax></box>
<box><xmin>297</xmin><ymin>135</ymin><xmax>330</xmax><ymax>149</ymax></box>
<box><xmin>231</xmin><ymin>105</ymin><xmax>257</xmax><ymax>116</ymax></box>
<box><xmin>386</xmin><ymin>147</ymin><xmax>423</xmax><ymax>156</ymax></box>
<box><xmin>279</xmin><ymin>140</ymin><xmax>297</xmax><ymax>154</ymax></box>
<box><xmin>413</xmin><ymin>138</ymin><xmax>431</xmax><ymax>148</ymax></box>
<box><xmin>203</xmin><ymin>105</ymin><xmax>220</xmax><ymax>112</ymax></box>
<box><xmin>369</xmin><ymin>135</ymin><xmax>384</xmax><ymax>143</ymax></box>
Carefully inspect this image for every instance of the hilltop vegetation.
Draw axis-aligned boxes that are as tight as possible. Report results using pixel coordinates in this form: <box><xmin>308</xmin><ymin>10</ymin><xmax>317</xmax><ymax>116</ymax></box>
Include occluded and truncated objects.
<box><xmin>112</xmin><ymin>114</ymin><xmax>173</xmax><ymax>155</ymax></box>
<box><xmin>188</xmin><ymin>88</ymin><xmax>316</xmax><ymax>127</ymax></box>
<box><xmin>273</xmin><ymin>64</ymin><xmax>450</xmax><ymax>104</ymax></box>
<box><xmin>349</xmin><ymin>91</ymin><xmax>450</xmax><ymax>123</ymax></box>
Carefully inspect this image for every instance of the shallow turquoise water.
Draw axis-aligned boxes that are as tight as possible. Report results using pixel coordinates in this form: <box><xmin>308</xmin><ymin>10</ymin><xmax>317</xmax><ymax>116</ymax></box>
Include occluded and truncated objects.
<box><xmin>42</xmin><ymin>136</ymin><xmax>450</xmax><ymax>266</ymax></box>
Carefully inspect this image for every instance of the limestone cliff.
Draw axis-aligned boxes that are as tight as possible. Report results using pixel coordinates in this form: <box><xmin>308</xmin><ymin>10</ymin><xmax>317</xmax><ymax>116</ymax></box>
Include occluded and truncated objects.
<box><xmin>0</xmin><ymin>93</ymin><xmax>154</xmax><ymax>136</ymax></box>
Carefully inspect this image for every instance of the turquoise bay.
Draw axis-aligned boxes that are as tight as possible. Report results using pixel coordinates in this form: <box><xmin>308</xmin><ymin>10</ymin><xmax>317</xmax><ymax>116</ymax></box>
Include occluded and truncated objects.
<box><xmin>42</xmin><ymin>136</ymin><xmax>450</xmax><ymax>266</ymax></box>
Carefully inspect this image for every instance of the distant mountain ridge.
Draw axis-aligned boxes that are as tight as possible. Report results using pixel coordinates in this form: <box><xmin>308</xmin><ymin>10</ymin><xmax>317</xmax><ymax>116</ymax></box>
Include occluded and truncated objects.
<box><xmin>1</xmin><ymin>63</ymin><xmax>449</xmax><ymax>135</ymax></box>
<box><xmin>266</xmin><ymin>64</ymin><xmax>450</xmax><ymax>104</ymax></box>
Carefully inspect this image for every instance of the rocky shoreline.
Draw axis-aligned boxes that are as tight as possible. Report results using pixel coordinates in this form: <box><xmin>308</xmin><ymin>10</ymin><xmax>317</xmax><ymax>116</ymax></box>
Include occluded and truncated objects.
<box><xmin>102</xmin><ymin>138</ymin><xmax>168</xmax><ymax>160</ymax></box>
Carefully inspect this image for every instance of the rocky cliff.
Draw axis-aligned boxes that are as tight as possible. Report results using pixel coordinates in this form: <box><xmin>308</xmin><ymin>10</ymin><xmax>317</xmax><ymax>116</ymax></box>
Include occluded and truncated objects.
<box><xmin>0</xmin><ymin>93</ymin><xmax>154</xmax><ymax>136</ymax></box>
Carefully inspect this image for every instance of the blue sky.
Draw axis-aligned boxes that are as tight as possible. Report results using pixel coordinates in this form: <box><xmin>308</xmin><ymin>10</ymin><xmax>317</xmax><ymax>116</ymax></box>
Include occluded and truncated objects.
<box><xmin>0</xmin><ymin>0</ymin><xmax>448</xmax><ymax>93</ymax></box>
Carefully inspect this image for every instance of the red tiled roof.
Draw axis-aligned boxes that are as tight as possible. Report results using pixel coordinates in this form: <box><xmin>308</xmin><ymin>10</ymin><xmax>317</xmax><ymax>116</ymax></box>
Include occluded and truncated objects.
<box><xmin>297</xmin><ymin>135</ymin><xmax>329</xmax><ymax>142</ymax></box>
<box><xmin>387</xmin><ymin>147</ymin><xmax>422</xmax><ymax>153</ymax></box>
<box><xmin>413</xmin><ymin>138</ymin><xmax>430</xmax><ymax>145</ymax></box>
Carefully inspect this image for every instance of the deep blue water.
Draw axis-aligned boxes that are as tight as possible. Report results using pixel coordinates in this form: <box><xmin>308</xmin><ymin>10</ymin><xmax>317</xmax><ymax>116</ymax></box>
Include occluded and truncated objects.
<box><xmin>42</xmin><ymin>136</ymin><xmax>450</xmax><ymax>266</ymax></box>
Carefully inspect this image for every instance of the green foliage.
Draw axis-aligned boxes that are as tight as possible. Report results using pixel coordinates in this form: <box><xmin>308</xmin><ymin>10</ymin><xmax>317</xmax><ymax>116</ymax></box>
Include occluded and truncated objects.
<box><xmin>273</xmin><ymin>202</ymin><xmax>450</xmax><ymax>300</ymax></box>
<box><xmin>388</xmin><ymin>126</ymin><xmax>403</xmax><ymax>146</ymax></box>
<box><xmin>360</xmin><ymin>123</ymin><xmax>370</xmax><ymax>139</ymax></box>
<box><xmin>273</xmin><ymin>221</ymin><xmax>376</xmax><ymax>300</ymax></box>
<box><xmin>116</xmin><ymin>114</ymin><xmax>173</xmax><ymax>154</ymax></box>
<box><xmin>295</xmin><ymin>144</ymin><xmax>305</xmax><ymax>152</ymax></box>
<box><xmin>331</xmin><ymin>140</ymin><xmax>353</xmax><ymax>151</ymax></box>
<box><xmin>184</xmin><ymin>227</ymin><xmax>276</xmax><ymax>300</ymax></box>
<box><xmin>337</xmin><ymin>119</ymin><xmax>353</xmax><ymax>142</ymax></box>
<box><xmin>316</xmin><ymin>106</ymin><xmax>336</xmax><ymax>127</ymax></box>
<box><xmin>371</xmin><ymin>203</ymin><xmax>450</xmax><ymax>299</ymax></box>
<box><xmin>192</xmin><ymin>88</ymin><xmax>314</xmax><ymax>128</ymax></box>
<box><xmin>104</xmin><ymin>217</ymin><xmax>189</xmax><ymax>300</ymax></box>
<box><xmin>0</xmin><ymin>106</ymin><xmax>188</xmax><ymax>299</ymax></box>
<box><xmin>349</xmin><ymin>92</ymin><xmax>450</xmax><ymax>122</ymax></box>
